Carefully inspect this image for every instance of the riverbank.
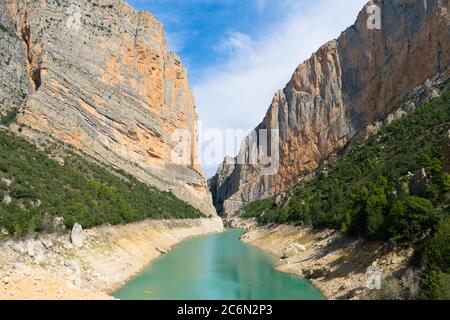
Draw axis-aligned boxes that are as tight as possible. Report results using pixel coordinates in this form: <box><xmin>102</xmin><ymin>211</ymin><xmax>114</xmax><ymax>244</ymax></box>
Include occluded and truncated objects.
<box><xmin>0</xmin><ymin>218</ymin><xmax>224</xmax><ymax>300</ymax></box>
<box><xmin>229</xmin><ymin>218</ymin><xmax>418</xmax><ymax>300</ymax></box>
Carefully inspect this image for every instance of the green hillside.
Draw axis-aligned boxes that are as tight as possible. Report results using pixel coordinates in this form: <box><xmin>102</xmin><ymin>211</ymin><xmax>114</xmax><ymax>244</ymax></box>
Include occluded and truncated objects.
<box><xmin>241</xmin><ymin>89</ymin><xmax>450</xmax><ymax>299</ymax></box>
<box><xmin>0</xmin><ymin>128</ymin><xmax>202</xmax><ymax>238</ymax></box>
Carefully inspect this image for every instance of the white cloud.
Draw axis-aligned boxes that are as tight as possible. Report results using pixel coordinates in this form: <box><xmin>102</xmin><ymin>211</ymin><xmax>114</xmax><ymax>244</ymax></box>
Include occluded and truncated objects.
<box><xmin>193</xmin><ymin>0</ymin><xmax>368</xmax><ymax>176</ymax></box>
<box><xmin>216</xmin><ymin>31</ymin><xmax>252</xmax><ymax>57</ymax></box>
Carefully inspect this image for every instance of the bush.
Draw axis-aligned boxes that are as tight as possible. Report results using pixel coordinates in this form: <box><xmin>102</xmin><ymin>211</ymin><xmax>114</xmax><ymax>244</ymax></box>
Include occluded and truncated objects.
<box><xmin>242</xmin><ymin>88</ymin><xmax>450</xmax><ymax>247</ymax></box>
<box><xmin>421</xmin><ymin>270</ymin><xmax>450</xmax><ymax>300</ymax></box>
<box><xmin>371</xmin><ymin>279</ymin><xmax>408</xmax><ymax>300</ymax></box>
<box><xmin>387</xmin><ymin>196</ymin><xmax>437</xmax><ymax>245</ymax></box>
<box><xmin>0</xmin><ymin>130</ymin><xmax>203</xmax><ymax>237</ymax></box>
<box><xmin>0</xmin><ymin>108</ymin><xmax>18</xmax><ymax>126</ymax></box>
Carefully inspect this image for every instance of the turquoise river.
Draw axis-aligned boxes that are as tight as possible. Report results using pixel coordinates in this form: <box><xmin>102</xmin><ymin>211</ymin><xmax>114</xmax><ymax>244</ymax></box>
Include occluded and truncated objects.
<box><xmin>113</xmin><ymin>229</ymin><xmax>323</xmax><ymax>300</ymax></box>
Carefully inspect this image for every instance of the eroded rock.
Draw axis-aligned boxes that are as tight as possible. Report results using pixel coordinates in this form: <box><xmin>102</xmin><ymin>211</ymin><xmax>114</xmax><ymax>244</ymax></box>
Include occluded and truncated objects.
<box><xmin>70</xmin><ymin>224</ymin><xmax>85</xmax><ymax>248</ymax></box>
<box><xmin>0</xmin><ymin>0</ymin><xmax>215</xmax><ymax>216</ymax></box>
<box><xmin>211</xmin><ymin>0</ymin><xmax>450</xmax><ymax>217</ymax></box>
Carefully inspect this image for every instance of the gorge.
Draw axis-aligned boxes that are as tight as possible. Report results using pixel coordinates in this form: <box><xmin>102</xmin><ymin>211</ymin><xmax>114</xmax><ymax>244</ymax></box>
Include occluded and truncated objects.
<box><xmin>0</xmin><ymin>0</ymin><xmax>449</xmax><ymax>301</ymax></box>
<box><xmin>210</xmin><ymin>0</ymin><xmax>450</xmax><ymax>217</ymax></box>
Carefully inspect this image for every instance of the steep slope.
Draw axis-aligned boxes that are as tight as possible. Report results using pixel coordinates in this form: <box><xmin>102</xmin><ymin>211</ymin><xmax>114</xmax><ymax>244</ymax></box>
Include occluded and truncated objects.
<box><xmin>0</xmin><ymin>128</ymin><xmax>203</xmax><ymax>238</ymax></box>
<box><xmin>239</xmin><ymin>88</ymin><xmax>450</xmax><ymax>299</ymax></box>
<box><xmin>211</xmin><ymin>0</ymin><xmax>450</xmax><ymax>216</ymax></box>
<box><xmin>0</xmin><ymin>0</ymin><xmax>215</xmax><ymax>216</ymax></box>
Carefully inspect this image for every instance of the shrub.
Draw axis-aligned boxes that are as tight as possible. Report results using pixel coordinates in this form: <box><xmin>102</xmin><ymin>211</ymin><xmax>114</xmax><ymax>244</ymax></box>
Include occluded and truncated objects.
<box><xmin>0</xmin><ymin>130</ymin><xmax>203</xmax><ymax>237</ymax></box>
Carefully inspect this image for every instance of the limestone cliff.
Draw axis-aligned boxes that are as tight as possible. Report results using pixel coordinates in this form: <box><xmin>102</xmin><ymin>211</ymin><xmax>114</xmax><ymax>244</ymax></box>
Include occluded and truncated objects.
<box><xmin>0</xmin><ymin>0</ymin><xmax>215</xmax><ymax>215</ymax></box>
<box><xmin>211</xmin><ymin>0</ymin><xmax>450</xmax><ymax>216</ymax></box>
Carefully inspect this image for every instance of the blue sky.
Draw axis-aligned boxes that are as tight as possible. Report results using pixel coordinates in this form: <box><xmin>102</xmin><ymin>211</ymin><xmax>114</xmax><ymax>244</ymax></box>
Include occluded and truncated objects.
<box><xmin>128</xmin><ymin>0</ymin><xmax>299</xmax><ymax>77</ymax></box>
<box><xmin>128</xmin><ymin>0</ymin><xmax>368</xmax><ymax>176</ymax></box>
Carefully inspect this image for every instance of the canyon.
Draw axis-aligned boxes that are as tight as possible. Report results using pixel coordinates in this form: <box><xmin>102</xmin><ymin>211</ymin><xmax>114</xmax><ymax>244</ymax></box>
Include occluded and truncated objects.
<box><xmin>210</xmin><ymin>0</ymin><xmax>450</xmax><ymax>217</ymax></box>
<box><xmin>0</xmin><ymin>0</ymin><xmax>448</xmax><ymax>301</ymax></box>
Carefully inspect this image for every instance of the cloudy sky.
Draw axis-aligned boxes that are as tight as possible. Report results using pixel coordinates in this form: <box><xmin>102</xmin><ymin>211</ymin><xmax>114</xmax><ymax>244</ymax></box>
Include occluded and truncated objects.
<box><xmin>128</xmin><ymin>0</ymin><xmax>368</xmax><ymax>176</ymax></box>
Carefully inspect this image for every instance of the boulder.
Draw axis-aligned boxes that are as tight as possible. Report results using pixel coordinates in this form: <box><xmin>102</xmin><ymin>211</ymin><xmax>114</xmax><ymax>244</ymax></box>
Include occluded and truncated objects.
<box><xmin>11</xmin><ymin>241</ymin><xmax>27</xmax><ymax>254</ymax></box>
<box><xmin>39</xmin><ymin>236</ymin><xmax>54</xmax><ymax>249</ymax></box>
<box><xmin>70</xmin><ymin>223</ymin><xmax>85</xmax><ymax>248</ymax></box>
<box><xmin>282</xmin><ymin>243</ymin><xmax>305</xmax><ymax>259</ymax></box>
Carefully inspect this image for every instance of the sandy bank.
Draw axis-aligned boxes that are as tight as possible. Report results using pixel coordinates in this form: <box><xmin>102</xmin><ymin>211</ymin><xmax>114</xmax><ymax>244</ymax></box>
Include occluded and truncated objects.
<box><xmin>0</xmin><ymin>218</ymin><xmax>224</xmax><ymax>300</ymax></box>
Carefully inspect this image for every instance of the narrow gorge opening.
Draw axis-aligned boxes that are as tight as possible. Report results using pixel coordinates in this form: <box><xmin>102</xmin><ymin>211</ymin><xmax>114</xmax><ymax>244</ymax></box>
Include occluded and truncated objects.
<box><xmin>20</xmin><ymin>24</ymin><xmax>41</xmax><ymax>91</ymax></box>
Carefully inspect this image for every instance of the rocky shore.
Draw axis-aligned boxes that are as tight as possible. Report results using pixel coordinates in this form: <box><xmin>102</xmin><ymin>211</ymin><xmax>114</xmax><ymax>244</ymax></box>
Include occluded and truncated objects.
<box><xmin>229</xmin><ymin>218</ymin><xmax>418</xmax><ymax>300</ymax></box>
<box><xmin>0</xmin><ymin>218</ymin><xmax>224</xmax><ymax>300</ymax></box>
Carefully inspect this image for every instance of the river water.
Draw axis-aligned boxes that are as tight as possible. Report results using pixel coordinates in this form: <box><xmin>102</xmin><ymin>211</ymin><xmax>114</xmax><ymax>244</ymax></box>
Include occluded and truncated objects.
<box><xmin>113</xmin><ymin>229</ymin><xmax>323</xmax><ymax>300</ymax></box>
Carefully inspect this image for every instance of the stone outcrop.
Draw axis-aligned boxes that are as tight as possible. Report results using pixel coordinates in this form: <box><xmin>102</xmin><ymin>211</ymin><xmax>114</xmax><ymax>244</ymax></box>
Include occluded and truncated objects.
<box><xmin>70</xmin><ymin>223</ymin><xmax>85</xmax><ymax>248</ymax></box>
<box><xmin>0</xmin><ymin>0</ymin><xmax>215</xmax><ymax>215</ymax></box>
<box><xmin>211</xmin><ymin>0</ymin><xmax>450</xmax><ymax>216</ymax></box>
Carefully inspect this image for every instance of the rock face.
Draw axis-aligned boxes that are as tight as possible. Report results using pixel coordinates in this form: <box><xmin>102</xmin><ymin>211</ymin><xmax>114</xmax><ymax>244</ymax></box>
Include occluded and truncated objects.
<box><xmin>0</xmin><ymin>0</ymin><xmax>215</xmax><ymax>215</ymax></box>
<box><xmin>0</xmin><ymin>3</ymin><xmax>31</xmax><ymax>116</ymax></box>
<box><xmin>211</xmin><ymin>0</ymin><xmax>450</xmax><ymax>216</ymax></box>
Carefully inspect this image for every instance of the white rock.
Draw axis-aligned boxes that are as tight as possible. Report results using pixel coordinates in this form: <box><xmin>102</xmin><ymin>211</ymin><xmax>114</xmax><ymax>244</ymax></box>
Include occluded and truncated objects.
<box><xmin>1</xmin><ymin>228</ymin><xmax>8</xmax><ymax>236</ymax></box>
<box><xmin>1</xmin><ymin>177</ymin><xmax>12</xmax><ymax>187</ymax></box>
<box><xmin>3</xmin><ymin>195</ymin><xmax>12</xmax><ymax>204</ymax></box>
<box><xmin>431</xmin><ymin>90</ymin><xmax>440</xmax><ymax>98</ymax></box>
<box><xmin>39</xmin><ymin>236</ymin><xmax>54</xmax><ymax>249</ymax></box>
<box><xmin>283</xmin><ymin>244</ymin><xmax>300</xmax><ymax>258</ymax></box>
<box><xmin>12</xmin><ymin>241</ymin><xmax>27</xmax><ymax>254</ymax></box>
<box><xmin>25</xmin><ymin>238</ymin><xmax>36</xmax><ymax>257</ymax></box>
<box><xmin>292</xmin><ymin>243</ymin><xmax>307</xmax><ymax>252</ymax></box>
<box><xmin>70</xmin><ymin>223</ymin><xmax>85</xmax><ymax>248</ymax></box>
<box><xmin>31</xmin><ymin>199</ymin><xmax>42</xmax><ymax>207</ymax></box>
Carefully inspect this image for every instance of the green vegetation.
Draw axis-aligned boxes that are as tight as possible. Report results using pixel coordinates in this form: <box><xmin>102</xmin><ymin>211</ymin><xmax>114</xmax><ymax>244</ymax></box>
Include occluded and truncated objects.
<box><xmin>0</xmin><ymin>22</ymin><xmax>9</xmax><ymax>33</ymax></box>
<box><xmin>0</xmin><ymin>22</ymin><xmax>16</xmax><ymax>38</ymax></box>
<box><xmin>241</xmin><ymin>89</ymin><xmax>450</xmax><ymax>298</ymax></box>
<box><xmin>0</xmin><ymin>130</ymin><xmax>202</xmax><ymax>238</ymax></box>
<box><xmin>0</xmin><ymin>108</ymin><xmax>19</xmax><ymax>126</ymax></box>
<box><xmin>416</xmin><ymin>216</ymin><xmax>450</xmax><ymax>299</ymax></box>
